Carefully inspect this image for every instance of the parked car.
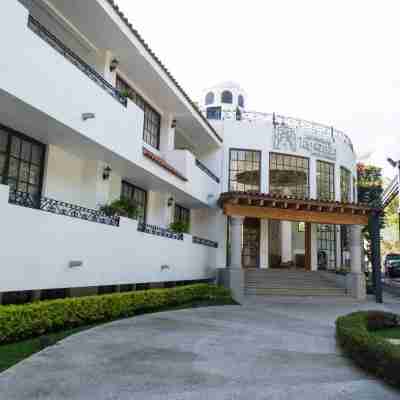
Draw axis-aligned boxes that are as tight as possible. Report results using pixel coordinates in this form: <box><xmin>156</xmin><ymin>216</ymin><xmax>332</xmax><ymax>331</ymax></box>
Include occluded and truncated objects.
<box><xmin>384</xmin><ymin>253</ymin><xmax>400</xmax><ymax>277</ymax></box>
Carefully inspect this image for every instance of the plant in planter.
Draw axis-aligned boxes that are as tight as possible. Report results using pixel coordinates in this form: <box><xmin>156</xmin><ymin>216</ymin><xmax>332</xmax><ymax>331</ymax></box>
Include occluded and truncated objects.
<box><xmin>169</xmin><ymin>221</ymin><xmax>190</xmax><ymax>234</ymax></box>
<box><xmin>100</xmin><ymin>198</ymin><xmax>137</xmax><ymax>220</ymax></box>
<box><xmin>120</xmin><ymin>89</ymin><xmax>132</xmax><ymax>99</ymax></box>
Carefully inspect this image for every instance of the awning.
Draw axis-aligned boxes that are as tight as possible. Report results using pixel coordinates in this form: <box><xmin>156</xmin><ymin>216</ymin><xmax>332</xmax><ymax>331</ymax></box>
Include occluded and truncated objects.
<box><xmin>219</xmin><ymin>192</ymin><xmax>377</xmax><ymax>225</ymax></box>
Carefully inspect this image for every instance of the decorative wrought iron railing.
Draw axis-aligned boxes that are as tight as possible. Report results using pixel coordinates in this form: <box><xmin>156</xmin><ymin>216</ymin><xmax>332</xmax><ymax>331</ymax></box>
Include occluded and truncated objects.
<box><xmin>382</xmin><ymin>175</ymin><xmax>399</xmax><ymax>208</ymax></box>
<box><xmin>192</xmin><ymin>236</ymin><xmax>218</xmax><ymax>248</ymax></box>
<box><xmin>28</xmin><ymin>16</ymin><xmax>127</xmax><ymax>107</ymax></box>
<box><xmin>137</xmin><ymin>222</ymin><xmax>184</xmax><ymax>240</ymax></box>
<box><xmin>8</xmin><ymin>190</ymin><xmax>120</xmax><ymax>227</ymax></box>
<box><xmin>201</xmin><ymin>109</ymin><xmax>354</xmax><ymax>152</ymax></box>
<box><xmin>195</xmin><ymin>159</ymin><xmax>220</xmax><ymax>184</ymax></box>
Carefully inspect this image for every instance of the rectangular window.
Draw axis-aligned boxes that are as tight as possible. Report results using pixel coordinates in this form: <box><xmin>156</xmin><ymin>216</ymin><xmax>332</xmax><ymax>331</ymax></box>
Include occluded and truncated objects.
<box><xmin>340</xmin><ymin>167</ymin><xmax>351</xmax><ymax>202</ymax></box>
<box><xmin>269</xmin><ymin>153</ymin><xmax>309</xmax><ymax>198</ymax></box>
<box><xmin>229</xmin><ymin>149</ymin><xmax>261</xmax><ymax>192</ymax></box>
<box><xmin>317</xmin><ymin>160</ymin><xmax>335</xmax><ymax>201</ymax></box>
<box><xmin>0</xmin><ymin>125</ymin><xmax>45</xmax><ymax>204</ymax></box>
<box><xmin>121</xmin><ymin>181</ymin><xmax>147</xmax><ymax>223</ymax></box>
<box><xmin>116</xmin><ymin>76</ymin><xmax>161</xmax><ymax>150</ymax></box>
<box><xmin>174</xmin><ymin>204</ymin><xmax>190</xmax><ymax>232</ymax></box>
<box><xmin>317</xmin><ymin>224</ymin><xmax>337</xmax><ymax>270</ymax></box>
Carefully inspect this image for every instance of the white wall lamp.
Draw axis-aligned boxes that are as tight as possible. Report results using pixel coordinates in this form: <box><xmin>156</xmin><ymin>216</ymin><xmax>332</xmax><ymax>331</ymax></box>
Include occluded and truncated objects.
<box><xmin>109</xmin><ymin>58</ymin><xmax>119</xmax><ymax>72</ymax></box>
<box><xmin>82</xmin><ymin>113</ymin><xmax>95</xmax><ymax>121</ymax></box>
<box><xmin>102</xmin><ymin>166</ymin><xmax>112</xmax><ymax>181</ymax></box>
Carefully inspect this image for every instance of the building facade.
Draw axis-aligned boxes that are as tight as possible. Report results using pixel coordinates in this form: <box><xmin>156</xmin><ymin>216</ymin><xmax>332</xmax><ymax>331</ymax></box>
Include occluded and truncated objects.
<box><xmin>0</xmin><ymin>0</ymin><xmax>367</xmax><ymax>304</ymax></box>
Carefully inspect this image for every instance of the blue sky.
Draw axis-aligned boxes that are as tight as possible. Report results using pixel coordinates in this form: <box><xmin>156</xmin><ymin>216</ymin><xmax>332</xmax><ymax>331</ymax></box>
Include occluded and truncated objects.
<box><xmin>117</xmin><ymin>0</ymin><xmax>400</xmax><ymax>178</ymax></box>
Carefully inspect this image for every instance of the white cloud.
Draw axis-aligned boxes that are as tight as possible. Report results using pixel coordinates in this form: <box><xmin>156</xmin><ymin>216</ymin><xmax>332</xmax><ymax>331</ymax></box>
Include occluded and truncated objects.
<box><xmin>116</xmin><ymin>0</ymin><xmax>400</xmax><ymax>177</ymax></box>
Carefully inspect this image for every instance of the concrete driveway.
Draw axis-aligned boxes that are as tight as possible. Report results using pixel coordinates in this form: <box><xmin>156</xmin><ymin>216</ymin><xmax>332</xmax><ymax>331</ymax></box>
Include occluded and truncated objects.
<box><xmin>1</xmin><ymin>296</ymin><xmax>400</xmax><ymax>400</ymax></box>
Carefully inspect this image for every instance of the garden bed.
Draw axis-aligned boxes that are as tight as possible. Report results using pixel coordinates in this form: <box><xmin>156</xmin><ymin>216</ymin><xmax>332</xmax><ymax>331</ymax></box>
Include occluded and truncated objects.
<box><xmin>336</xmin><ymin>310</ymin><xmax>400</xmax><ymax>386</ymax></box>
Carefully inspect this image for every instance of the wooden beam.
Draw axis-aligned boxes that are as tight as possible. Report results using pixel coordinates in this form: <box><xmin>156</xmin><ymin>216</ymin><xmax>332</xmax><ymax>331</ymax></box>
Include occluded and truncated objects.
<box><xmin>223</xmin><ymin>204</ymin><xmax>369</xmax><ymax>225</ymax></box>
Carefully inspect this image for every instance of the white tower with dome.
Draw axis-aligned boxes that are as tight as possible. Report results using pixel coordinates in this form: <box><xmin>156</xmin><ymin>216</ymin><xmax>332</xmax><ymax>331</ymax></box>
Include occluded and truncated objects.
<box><xmin>202</xmin><ymin>81</ymin><xmax>247</xmax><ymax>112</ymax></box>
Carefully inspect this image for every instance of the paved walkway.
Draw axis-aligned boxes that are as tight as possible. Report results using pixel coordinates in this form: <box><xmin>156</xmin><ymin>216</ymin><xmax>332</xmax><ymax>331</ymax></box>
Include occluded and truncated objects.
<box><xmin>1</xmin><ymin>295</ymin><xmax>400</xmax><ymax>399</ymax></box>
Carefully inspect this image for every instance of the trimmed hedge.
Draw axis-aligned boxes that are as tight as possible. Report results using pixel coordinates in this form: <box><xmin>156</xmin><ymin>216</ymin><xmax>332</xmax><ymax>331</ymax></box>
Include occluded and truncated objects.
<box><xmin>0</xmin><ymin>284</ymin><xmax>232</xmax><ymax>344</ymax></box>
<box><xmin>336</xmin><ymin>310</ymin><xmax>400</xmax><ymax>386</ymax></box>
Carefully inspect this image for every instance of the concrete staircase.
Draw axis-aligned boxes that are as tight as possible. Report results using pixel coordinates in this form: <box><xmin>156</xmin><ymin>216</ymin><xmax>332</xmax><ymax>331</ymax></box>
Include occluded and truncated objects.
<box><xmin>244</xmin><ymin>269</ymin><xmax>347</xmax><ymax>296</ymax></box>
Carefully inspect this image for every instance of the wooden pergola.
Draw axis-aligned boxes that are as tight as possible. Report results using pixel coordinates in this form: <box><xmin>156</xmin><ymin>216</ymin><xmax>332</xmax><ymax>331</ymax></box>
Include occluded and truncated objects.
<box><xmin>219</xmin><ymin>191</ymin><xmax>375</xmax><ymax>226</ymax></box>
<box><xmin>219</xmin><ymin>191</ymin><xmax>383</xmax><ymax>303</ymax></box>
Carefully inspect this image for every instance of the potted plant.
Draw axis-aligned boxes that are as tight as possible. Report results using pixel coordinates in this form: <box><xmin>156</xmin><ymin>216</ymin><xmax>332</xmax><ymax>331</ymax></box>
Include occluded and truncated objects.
<box><xmin>100</xmin><ymin>198</ymin><xmax>138</xmax><ymax>220</ymax></box>
<box><xmin>169</xmin><ymin>221</ymin><xmax>190</xmax><ymax>234</ymax></box>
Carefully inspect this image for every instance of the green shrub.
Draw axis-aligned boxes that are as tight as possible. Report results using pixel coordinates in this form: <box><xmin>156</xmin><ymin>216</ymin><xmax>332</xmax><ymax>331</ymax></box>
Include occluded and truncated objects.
<box><xmin>100</xmin><ymin>198</ymin><xmax>138</xmax><ymax>219</ymax></box>
<box><xmin>0</xmin><ymin>284</ymin><xmax>232</xmax><ymax>344</ymax></box>
<box><xmin>336</xmin><ymin>310</ymin><xmax>400</xmax><ymax>386</ymax></box>
<box><xmin>169</xmin><ymin>221</ymin><xmax>190</xmax><ymax>234</ymax></box>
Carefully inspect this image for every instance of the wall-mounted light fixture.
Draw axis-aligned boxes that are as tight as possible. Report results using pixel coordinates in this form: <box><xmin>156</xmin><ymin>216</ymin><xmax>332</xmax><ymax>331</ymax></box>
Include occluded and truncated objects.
<box><xmin>109</xmin><ymin>58</ymin><xmax>119</xmax><ymax>72</ymax></box>
<box><xmin>167</xmin><ymin>197</ymin><xmax>174</xmax><ymax>207</ymax></box>
<box><xmin>171</xmin><ymin>119</ymin><xmax>177</xmax><ymax>129</ymax></box>
<box><xmin>82</xmin><ymin>113</ymin><xmax>95</xmax><ymax>121</ymax></box>
<box><xmin>102</xmin><ymin>166</ymin><xmax>112</xmax><ymax>181</ymax></box>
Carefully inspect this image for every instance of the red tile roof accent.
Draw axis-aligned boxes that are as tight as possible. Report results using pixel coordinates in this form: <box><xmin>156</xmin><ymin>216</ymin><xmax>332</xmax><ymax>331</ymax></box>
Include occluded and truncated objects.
<box><xmin>143</xmin><ymin>147</ymin><xmax>188</xmax><ymax>182</ymax></box>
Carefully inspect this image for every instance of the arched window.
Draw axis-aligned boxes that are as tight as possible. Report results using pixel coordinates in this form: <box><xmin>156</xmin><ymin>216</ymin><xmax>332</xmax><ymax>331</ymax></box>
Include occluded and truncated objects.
<box><xmin>238</xmin><ymin>94</ymin><xmax>245</xmax><ymax>108</ymax></box>
<box><xmin>221</xmin><ymin>90</ymin><xmax>233</xmax><ymax>104</ymax></box>
<box><xmin>205</xmin><ymin>92</ymin><xmax>214</xmax><ymax>105</ymax></box>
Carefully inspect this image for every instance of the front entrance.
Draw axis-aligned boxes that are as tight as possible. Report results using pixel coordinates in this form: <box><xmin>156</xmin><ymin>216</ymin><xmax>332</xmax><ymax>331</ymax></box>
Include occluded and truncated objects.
<box><xmin>242</xmin><ymin>218</ymin><xmax>260</xmax><ymax>268</ymax></box>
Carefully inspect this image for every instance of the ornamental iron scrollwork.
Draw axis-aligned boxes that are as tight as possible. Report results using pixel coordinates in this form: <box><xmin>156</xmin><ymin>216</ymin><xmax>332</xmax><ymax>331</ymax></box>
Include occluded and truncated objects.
<box><xmin>137</xmin><ymin>222</ymin><xmax>184</xmax><ymax>241</ymax></box>
<box><xmin>192</xmin><ymin>236</ymin><xmax>218</xmax><ymax>248</ymax></box>
<box><xmin>9</xmin><ymin>190</ymin><xmax>120</xmax><ymax>227</ymax></box>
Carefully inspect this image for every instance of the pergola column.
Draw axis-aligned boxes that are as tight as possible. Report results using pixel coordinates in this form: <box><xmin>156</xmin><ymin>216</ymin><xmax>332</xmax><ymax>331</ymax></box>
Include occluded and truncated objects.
<box><xmin>347</xmin><ymin>225</ymin><xmax>366</xmax><ymax>300</ymax></box>
<box><xmin>231</xmin><ymin>216</ymin><xmax>244</xmax><ymax>268</ymax></box>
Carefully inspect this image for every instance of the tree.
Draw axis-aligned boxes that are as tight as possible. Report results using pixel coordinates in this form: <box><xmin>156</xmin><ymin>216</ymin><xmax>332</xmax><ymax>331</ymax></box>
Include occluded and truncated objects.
<box><xmin>357</xmin><ymin>163</ymin><xmax>385</xmax><ymax>261</ymax></box>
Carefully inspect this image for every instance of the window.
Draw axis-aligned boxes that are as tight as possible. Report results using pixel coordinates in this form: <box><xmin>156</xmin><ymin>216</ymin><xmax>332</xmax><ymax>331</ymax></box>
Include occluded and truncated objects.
<box><xmin>229</xmin><ymin>149</ymin><xmax>261</xmax><ymax>192</ymax></box>
<box><xmin>298</xmin><ymin>222</ymin><xmax>305</xmax><ymax>232</ymax></box>
<box><xmin>269</xmin><ymin>153</ymin><xmax>309</xmax><ymax>198</ymax></box>
<box><xmin>317</xmin><ymin>160</ymin><xmax>335</xmax><ymax>201</ymax></box>
<box><xmin>205</xmin><ymin>91</ymin><xmax>214</xmax><ymax>105</ymax></box>
<box><xmin>340</xmin><ymin>167</ymin><xmax>351</xmax><ymax>202</ymax></box>
<box><xmin>0</xmin><ymin>125</ymin><xmax>45</xmax><ymax>204</ymax></box>
<box><xmin>206</xmin><ymin>106</ymin><xmax>222</xmax><ymax>120</ymax></box>
<box><xmin>116</xmin><ymin>76</ymin><xmax>161</xmax><ymax>149</ymax></box>
<box><xmin>317</xmin><ymin>224</ymin><xmax>337</xmax><ymax>270</ymax></box>
<box><xmin>121</xmin><ymin>181</ymin><xmax>147</xmax><ymax>223</ymax></box>
<box><xmin>174</xmin><ymin>204</ymin><xmax>190</xmax><ymax>232</ymax></box>
<box><xmin>221</xmin><ymin>90</ymin><xmax>233</xmax><ymax>104</ymax></box>
<box><xmin>238</xmin><ymin>94</ymin><xmax>245</xmax><ymax>108</ymax></box>
<box><xmin>353</xmin><ymin>177</ymin><xmax>357</xmax><ymax>203</ymax></box>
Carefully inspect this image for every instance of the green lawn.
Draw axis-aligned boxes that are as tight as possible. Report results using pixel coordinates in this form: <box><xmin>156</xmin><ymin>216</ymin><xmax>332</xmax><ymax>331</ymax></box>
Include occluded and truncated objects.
<box><xmin>371</xmin><ymin>327</ymin><xmax>400</xmax><ymax>339</ymax></box>
<box><xmin>0</xmin><ymin>325</ymin><xmax>95</xmax><ymax>373</ymax></box>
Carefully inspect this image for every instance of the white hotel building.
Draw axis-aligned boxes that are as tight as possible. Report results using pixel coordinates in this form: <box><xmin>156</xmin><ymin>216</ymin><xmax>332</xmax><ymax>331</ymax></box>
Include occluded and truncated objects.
<box><xmin>0</xmin><ymin>0</ymin><xmax>373</xmax><ymax>304</ymax></box>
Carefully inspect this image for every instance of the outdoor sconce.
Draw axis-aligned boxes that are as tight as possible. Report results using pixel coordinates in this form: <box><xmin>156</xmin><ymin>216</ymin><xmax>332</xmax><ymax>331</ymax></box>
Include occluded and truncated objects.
<box><xmin>167</xmin><ymin>197</ymin><xmax>174</xmax><ymax>207</ymax></box>
<box><xmin>171</xmin><ymin>119</ymin><xmax>177</xmax><ymax>129</ymax></box>
<box><xmin>109</xmin><ymin>58</ymin><xmax>119</xmax><ymax>72</ymax></box>
<box><xmin>102</xmin><ymin>166</ymin><xmax>112</xmax><ymax>181</ymax></box>
<box><xmin>82</xmin><ymin>113</ymin><xmax>95</xmax><ymax>121</ymax></box>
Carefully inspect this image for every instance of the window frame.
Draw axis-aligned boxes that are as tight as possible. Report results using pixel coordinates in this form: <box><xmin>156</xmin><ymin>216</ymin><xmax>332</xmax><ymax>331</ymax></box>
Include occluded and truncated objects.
<box><xmin>174</xmin><ymin>203</ymin><xmax>190</xmax><ymax>232</ymax></box>
<box><xmin>269</xmin><ymin>152</ymin><xmax>310</xmax><ymax>198</ymax></box>
<box><xmin>228</xmin><ymin>148</ymin><xmax>262</xmax><ymax>192</ymax></box>
<box><xmin>316</xmin><ymin>160</ymin><xmax>335</xmax><ymax>201</ymax></box>
<box><xmin>221</xmin><ymin>90</ymin><xmax>233</xmax><ymax>104</ymax></box>
<box><xmin>340</xmin><ymin>166</ymin><xmax>351</xmax><ymax>202</ymax></box>
<box><xmin>0</xmin><ymin>123</ymin><xmax>46</xmax><ymax>204</ymax></box>
<box><xmin>116</xmin><ymin>75</ymin><xmax>161</xmax><ymax>150</ymax></box>
<box><xmin>238</xmin><ymin>94</ymin><xmax>245</xmax><ymax>108</ymax></box>
<box><xmin>121</xmin><ymin>180</ymin><xmax>147</xmax><ymax>223</ymax></box>
<box><xmin>205</xmin><ymin>91</ymin><xmax>215</xmax><ymax>105</ymax></box>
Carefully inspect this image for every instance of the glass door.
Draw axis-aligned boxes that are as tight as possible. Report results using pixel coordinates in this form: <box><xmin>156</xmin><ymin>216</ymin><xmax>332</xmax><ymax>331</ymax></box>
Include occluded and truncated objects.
<box><xmin>242</xmin><ymin>218</ymin><xmax>260</xmax><ymax>268</ymax></box>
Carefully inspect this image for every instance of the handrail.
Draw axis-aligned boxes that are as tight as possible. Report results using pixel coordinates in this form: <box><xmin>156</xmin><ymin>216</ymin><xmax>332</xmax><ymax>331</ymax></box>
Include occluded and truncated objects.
<box><xmin>192</xmin><ymin>236</ymin><xmax>218</xmax><ymax>248</ymax></box>
<box><xmin>8</xmin><ymin>190</ymin><xmax>120</xmax><ymax>227</ymax></box>
<box><xmin>28</xmin><ymin>16</ymin><xmax>127</xmax><ymax>107</ymax></box>
<box><xmin>195</xmin><ymin>159</ymin><xmax>220</xmax><ymax>183</ymax></box>
<box><xmin>137</xmin><ymin>222</ymin><xmax>184</xmax><ymax>240</ymax></box>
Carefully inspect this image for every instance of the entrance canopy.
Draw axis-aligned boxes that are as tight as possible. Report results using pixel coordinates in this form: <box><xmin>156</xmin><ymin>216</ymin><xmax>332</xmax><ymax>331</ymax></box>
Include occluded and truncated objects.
<box><xmin>219</xmin><ymin>192</ymin><xmax>376</xmax><ymax>225</ymax></box>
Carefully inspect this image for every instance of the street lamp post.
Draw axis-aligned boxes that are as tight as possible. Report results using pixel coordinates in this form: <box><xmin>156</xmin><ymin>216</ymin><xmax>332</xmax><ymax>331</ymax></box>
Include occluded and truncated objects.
<box><xmin>387</xmin><ymin>158</ymin><xmax>400</xmax><ymax>241</ymax></box>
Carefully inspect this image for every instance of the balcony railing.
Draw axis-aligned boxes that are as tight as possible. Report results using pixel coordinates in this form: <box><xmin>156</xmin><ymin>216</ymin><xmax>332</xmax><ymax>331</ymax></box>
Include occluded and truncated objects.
<box><xmin>195</xmin><ymin>159</ymin><xmax>220</xmax><ymax>184</ymax></box>
<box><xmin>193</xmin><ymin>236</ymin><xmax>218</xmax><ymax>248</ymax></box>
<box><xmin>28</xmin><ymin>16</ymin><xmax>127</xmax><ymax>107</ymax></box>
<box><xmin>201</xmin><ymin>108</ymin><xmax>354</xmax><ymax>152</ymax></box>
<box><xmin>137</xmin><ymin>222</ymin><xmax>184</xmax><ymax>240</ymax></box>
<box><xmin>9</xmin><ymin>190</ymin><xmax>120</xmax><ymax>227</ymax></box>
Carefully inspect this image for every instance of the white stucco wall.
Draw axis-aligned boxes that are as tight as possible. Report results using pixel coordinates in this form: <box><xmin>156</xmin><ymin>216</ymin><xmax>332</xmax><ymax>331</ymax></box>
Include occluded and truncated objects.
<box><xmin>0</xmin><ymin>184</ymin><xmax>216</xmax><ymax>292</ymax></box>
